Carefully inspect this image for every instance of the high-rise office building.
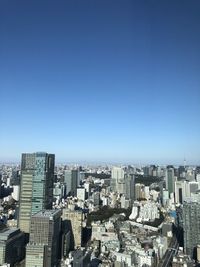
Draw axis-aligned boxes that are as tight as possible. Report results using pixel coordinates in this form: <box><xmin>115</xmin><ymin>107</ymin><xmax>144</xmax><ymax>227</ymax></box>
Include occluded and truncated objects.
<box><xmin>62</xmin><ymin>209</ymin><xmax>83</xmax><ymax>249</ymax></box>
<box><xmin>31</xmin><ymin>153</ymin><xmax>54</xmax><ymax>214</ymax></box>
<box><xmin>64</xmin><ymin>170</ymin><xmax>71</xmax><ymax>195</ymax></box>
<box><xmin>143</xmin><ymin>166</ymin><xmax>150</xmax><ymax>177</ymax></box>
<box><xmin>18</xmin><ymin>153</ymin><xmax>35</xmax><ymax>234</ymax></box>
<box><xmin>166</xmin><ymin>168</ymin><xmax>175</xmax><ymax>196</ymax></box>
<box><xmin>64</xmin><ymin>169</ymin><xmax>79</xmax><ymax>196</ymax></box>
<box><xmin>183</xmin><ymin>199</ymin><xmax>200</xmax><ymax>258</ymax></box>
<box><xmin>111</xmin><ymin>167</ymin><xmax>124</xmax><ymax>194</ymax></box>
<box><xmin>178</xmin><ymin>166</ymin><xmax>186</xmax><ymax>179</ymax></box>
<box><xmin>25</xmin><ymin>209</ymin><xmax>62</xmax><ymax>267</ymax></box>
<box><xmin>175</xmin><ymin>181</ymin><xmax>183</xmax><ymax>204</ymax></box>
<box><xmin>77</xmin><ymin>187</ymin><xmax>86</xmax><ymax>201</ymax></box>
<box><xmin>125</xmin><ymin>174</ymin><xmax>135</xmax><ymax>201</ymax></box>
<box><xmin>111</xmin><ymin>167</ymin><xmax>125</xmax><ymax>181</ymax></box>
<box><xmin>135</xmin><ymin>183</ymin><xmax>144</xmax><ymax>200</ymax></box>
<box><xmin>18</xmin><ymin>152</ymin><xmax>55</xmax><ymax>234</ymax></box>
<box><xmin>111</xmin><ymin>167</ymin><xmax>135</xmax><ymax>201</ymax></box>
<box><xmin>180</xmin><ymin>181</ymin><xmax>199</xmax><ymax>202</ymax></box>
<box><xmin>188</xmin><ymin>181</ymin><xmax>199</xmax><ymax>196</ymax></box>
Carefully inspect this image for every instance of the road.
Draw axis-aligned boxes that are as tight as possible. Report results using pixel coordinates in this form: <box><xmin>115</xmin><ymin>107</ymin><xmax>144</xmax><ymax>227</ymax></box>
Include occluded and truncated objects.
<box><xmin>158</xmin><ymin>236</ymin><xmax>179</xmax><ymax>267</ymax></box>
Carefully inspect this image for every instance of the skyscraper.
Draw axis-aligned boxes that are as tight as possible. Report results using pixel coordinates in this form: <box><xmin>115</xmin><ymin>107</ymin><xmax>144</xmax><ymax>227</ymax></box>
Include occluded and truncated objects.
<box><xmin>125</xmin><ymin>174</ymin><xmax>135</xmax><ymax>202</ymax></box>
<box><xmin>111</xmin><ymin>167</ymin><xmax>125</xmax><ymax>181</ymax></box>
<box><xmin>25</xmin><ymin>209</ymin><xmax>62</xmax><ymax>267</ymax></box>
<box><xmin>183</xmin><ymin>198</ymin><xmax>200</xmax><ymax>258</ymax></box>
<box><xmin>166</xmin><ymin>167</ymin><xmax>175</xmax><ymax>196</ymax></box>
<box><xmin>18</xmin><ymin>152</ymin><xmax>55</xmax><ymax>234</ymax></box>
<box><xmin>64</xmin><ymin>169</ymin><xmax>78</xmax><ymax>196</ymax></box>
<box><xmin>111</xmin><ymin>167</ymin><xmax>126</xmax><ymax>194</ymax></box>
<box><xmin>175</xmin><ymin>181</ymin><xmax>183</xmax><ymax>204</ymax></box>
<box><xmin>111</xmin><ymin>167</ymin><xmax>135</xmax><ymax>202</ymax></box>
<box><xmin>62</xmin><ymin>209</ymin><xmax>83</xmax><ymax>249</ymax></box>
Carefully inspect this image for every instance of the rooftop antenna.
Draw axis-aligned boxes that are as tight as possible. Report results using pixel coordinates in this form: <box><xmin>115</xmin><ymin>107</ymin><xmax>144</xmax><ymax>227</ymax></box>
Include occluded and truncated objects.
<box><xmin>184</xmin><ymin>157</ymin><xmax>186</xmax><ymax>168</ymax></box>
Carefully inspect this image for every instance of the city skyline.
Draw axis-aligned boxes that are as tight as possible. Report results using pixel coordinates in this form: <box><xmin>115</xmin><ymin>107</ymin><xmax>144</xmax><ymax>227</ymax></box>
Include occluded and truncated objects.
<box><xmin>0</xmin><ymin>153</ymin><xmax>196</xmax><ymax>167</ymax></box>
<box><xmin>1</xmin><ymin>0</ymin><xmax>200</xmax><ymax>164</ymax></box>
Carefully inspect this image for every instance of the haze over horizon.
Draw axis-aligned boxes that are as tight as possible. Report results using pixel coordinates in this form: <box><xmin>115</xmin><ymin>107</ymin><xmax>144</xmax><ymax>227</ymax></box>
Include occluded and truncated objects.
<box><xmin>1</xmin><ymin>0</ymin><xmax>200</xmax><ymax>164</ymax></box>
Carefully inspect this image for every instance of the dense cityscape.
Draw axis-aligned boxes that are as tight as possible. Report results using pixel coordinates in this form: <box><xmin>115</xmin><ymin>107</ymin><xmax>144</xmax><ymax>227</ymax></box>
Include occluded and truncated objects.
<box><xmin>1</xmin><ymin>0</ymin><xmax>200</xmax><ymax>267</ymax></box>
<box><xmin>0</xmin><ymin>152</ymin><xmax>200</xmax><ymax>266</ymax></box>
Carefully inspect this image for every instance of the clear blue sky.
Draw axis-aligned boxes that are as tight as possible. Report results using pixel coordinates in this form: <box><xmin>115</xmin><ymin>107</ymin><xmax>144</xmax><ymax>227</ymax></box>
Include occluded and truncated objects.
<box><xmin>0</xmin><ymin>0</ymin><xmax>200</xmax><ymax>164</ymax></box>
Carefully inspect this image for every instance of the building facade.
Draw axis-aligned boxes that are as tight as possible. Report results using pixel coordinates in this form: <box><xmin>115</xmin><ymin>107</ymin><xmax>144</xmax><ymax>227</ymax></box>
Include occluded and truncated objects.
<box><xmin>111</xmin><ymin>167</ymin><xmax>135</xmax><ymax>201</ymax></box>
<box><xmin>166</xmin><ymin>168</ymin><xmax>175</xmax><ymax>196</ymax></box>
<box><xmin>64</xmin><ymin>169</ymin><xmax>78</xmax><ymax>196</ymax></box>
<box><xmin>183</xmin><ymin>199</ymin><xmax>200</xmax><ymax>258</ymax></box>
<box><xmin>18</xmin><ymin>152</ymin><xmax>55</xmax><ymax>234</ymax></box>
<box><xmin>62</xmin><ymin>209</ymin><xmax>83</xmax><ymax>249</ymax></box>
<box><xmin>25</xmin><ymin>209</ymin><xmax>62</xmax><ymax>267</ymax></box>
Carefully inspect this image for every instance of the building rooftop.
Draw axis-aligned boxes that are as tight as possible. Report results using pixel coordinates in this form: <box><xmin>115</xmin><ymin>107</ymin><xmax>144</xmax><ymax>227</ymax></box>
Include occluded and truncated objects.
<box><xmin>63</xmin><ymin>208</ymin><xmax>83</xmax><ymax>214</ymax></box>
<box><xmin>32</xmin><ymin>209</ymin><xmax>61</xmax><ymax>219</ymax></box>
<box><xmin>0</xmin><ymin>227</ymin><xmax>20</xmax><ymax>241</ymax></box>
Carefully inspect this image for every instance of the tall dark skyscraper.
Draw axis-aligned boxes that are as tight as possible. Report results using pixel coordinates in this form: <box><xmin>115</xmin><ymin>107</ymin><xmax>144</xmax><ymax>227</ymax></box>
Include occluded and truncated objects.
<box><xmin>64</xmin><ymin>169</ymin><xmax>79</xmax><ymax>196</ymax></box>
<box><xmin>166</xmin><ymin>167</ymin><xmax>175</xmax><ymax>197</ymax></box>
<box><xmin>18</xmin><ymin>152</ymin><xmax>55</xmax><ymax>234</ymax></box>
<box><xmin>183</xmin><ymin>198</ymin><xmax>200</xmax><ymax>258</ymax></box>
